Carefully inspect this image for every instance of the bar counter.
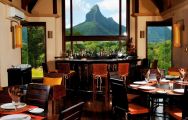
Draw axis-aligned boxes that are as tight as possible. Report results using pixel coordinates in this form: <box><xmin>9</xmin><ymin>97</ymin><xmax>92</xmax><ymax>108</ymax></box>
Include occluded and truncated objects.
<box><xmin>55</xmin><ymin>57</ymin><xmax>140</xmax><ymax>92</ymax></box>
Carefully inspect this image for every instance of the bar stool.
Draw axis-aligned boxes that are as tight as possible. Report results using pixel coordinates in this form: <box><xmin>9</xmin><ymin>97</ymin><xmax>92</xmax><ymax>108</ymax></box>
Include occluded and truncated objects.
<box><xmin>92</xmin><ymin>64</ymin><xmax>108</xmax><ymax>101</ymax></box>
<box><xmin>56</xmin><ymin>63</ymin><xmax>75</xmax><ymax>89</ymax></box>
<box><xmin>118</xmin><ymin>63</ymin><xmax>129</xmax><ymax>84</ymax></box>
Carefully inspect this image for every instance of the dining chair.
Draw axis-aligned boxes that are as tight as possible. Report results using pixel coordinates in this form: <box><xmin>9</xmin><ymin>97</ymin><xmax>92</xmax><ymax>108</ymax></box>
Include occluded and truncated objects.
<box><xmin>92</xmin><ymin>64</ymin><xmax>108</xmax><ymax>101</ymax></box>
<box><xmin>43</xmin><ymin>74</ymin><xmax>66</xmax><ymax>113</ymax></box>
<box><xmin>165</xmin><ymin>86</ymin><xmax>188</xmax><ymax>120</ymax></box>
<box><xmin>42</xmin><ymin>62</ymin><xmax>58</xmax><ymax>75</ymax></box>
<box><xmin>111</xmin><ymin>82</ymin><xmax>150</xmax><ymax>119</ymax></box>
<box><xmin>110</xmin><ymin>78</ymin><xmax>139</xmax><ymax>103</ymax></box>
<box><xmin>25</xmin><ymin>83</ymin><xmax>50</xmax><ymax>114</ymax></box>
<box><xmin>59</xmin><ymin>101</ymin><xmax>85</xmax><ymax>120</ymax></box>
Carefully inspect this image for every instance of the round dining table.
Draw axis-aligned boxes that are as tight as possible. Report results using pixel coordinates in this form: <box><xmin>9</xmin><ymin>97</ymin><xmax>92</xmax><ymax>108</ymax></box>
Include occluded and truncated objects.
<box><xmin>128</xmin><ymin>78</ymin><xmax>186</xmax><ymax>118</ymax></box>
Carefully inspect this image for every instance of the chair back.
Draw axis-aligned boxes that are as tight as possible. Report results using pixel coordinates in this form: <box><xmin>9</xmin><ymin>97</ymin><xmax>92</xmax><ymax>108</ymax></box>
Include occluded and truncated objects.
<box><xmin>151</xmin><ymin>59</ymin><xmax>158</xmax><ymax>69</ymax></box>
<box><xmin>141</xmin><ymin>58</ymin><xmax>150</xmax><ymax>69</ymax></box>
<box><xmin>92</xmin><ymin>64</ymin><xmax>108</xmax><ymax>76</ymax></box>
<box><xmin>182</xmin><ymin>86</ymin><xmax>188</xmax><ymax>119</ymax></box>
<box><xmin>59</xmin><ymin>102</ymin><xmax>85</xmax><ymax>120</ymax></box>
<box><xmin>118</xmin><ymin>63</ymin><xmax>129</xmax><ymax>76</ymax></box>
<box><xmin>110</xmin><ymin>78</ymin><xmax>124</xmax><ymax>85</ymax></box>
<box><xmin>25</xmin><ymin>83</ymin><xmax>50</xmax><ymax>112</ymax></box>
<box><xmin>42</xmin><ymin>63</ymin><xmax>48</xmax><ymax>75</ymax></box>
<box><xmin>111</xmin><ymin>82</ymin><xmax>128</xmax><ymax>112</ymax></box>
<box><xmin>56</xmin><ymin>63</ymin><xmax>71</xmax><ymax>74</ymax></box>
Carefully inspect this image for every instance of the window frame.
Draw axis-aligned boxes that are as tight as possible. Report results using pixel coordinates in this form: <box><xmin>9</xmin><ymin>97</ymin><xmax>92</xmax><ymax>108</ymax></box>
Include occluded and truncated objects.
<box><xmin>62</xmin><ymin>0</ymin><xmax>130</xmax><ymax>52</ymax></box>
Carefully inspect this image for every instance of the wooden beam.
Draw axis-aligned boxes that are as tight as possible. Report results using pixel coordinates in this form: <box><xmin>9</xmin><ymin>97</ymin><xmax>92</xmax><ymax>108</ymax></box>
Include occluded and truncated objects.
<box><xmin>28</xmin><ymin>0</ymin><xmax>38</xmax><ymax>13</ymax></box>
<box><xmin>53</xmin><ymin>0</ymin><xmax>57</xmax><ymax>14</ymax></box>
<box><xmin>151</xmin><ymin>0</ymin><xmax>164</xmax><ymax>13</ymax></box>
<box><xmin>21</xmin><ymin>0</ymin><xmax>30</xmax><ymax>10</ymax></box>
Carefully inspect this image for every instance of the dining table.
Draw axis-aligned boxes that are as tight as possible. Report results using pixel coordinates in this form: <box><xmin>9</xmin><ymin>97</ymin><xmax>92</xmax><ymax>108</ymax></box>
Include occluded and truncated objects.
<box><xmin>0</xmin><ymin>86</ymin><xmax>47</xmax><ymax>120</ymax></box>
<box><xmin>128</xmin><ymin>77</ymin><xmax>186</xmax><ymax>117</ymax></box>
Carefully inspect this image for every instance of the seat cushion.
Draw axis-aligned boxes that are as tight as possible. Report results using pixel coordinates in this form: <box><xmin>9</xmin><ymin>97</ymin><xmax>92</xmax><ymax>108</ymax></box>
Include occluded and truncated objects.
<box><xmin>166</xmin><ymin>107</ymin><xmax>182</xmax><ymax>120</ymax></box>
<box><xmin>127</xmin><ymin>94</ymin><xmax>139</xmax><ymax>102</ymax></box>
<box><xmin>168</xmin><ymin>71</ymin><xmax>180</xmax><ymax>76</ymax></box>
<box><xmin>43</xmin><ymin>77</ymin><xmax>62</xmax><ymax>86</ymax></box>
<box><xmin>129</xmin><ymin>103</ymin><xmax>149</xmax><ymax>115</ymax></box>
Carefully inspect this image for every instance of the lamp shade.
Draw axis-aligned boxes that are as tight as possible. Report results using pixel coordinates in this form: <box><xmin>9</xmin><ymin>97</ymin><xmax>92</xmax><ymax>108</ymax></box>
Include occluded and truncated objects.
<box><xmin>15</xmin><ymin>25</ymin><xmax>22</xmax><ymax>48</ymax></box>
<box><xmin>173</xmin><ymin>23</ymin><xmax>181</xmax><ymax>48</ymax></box>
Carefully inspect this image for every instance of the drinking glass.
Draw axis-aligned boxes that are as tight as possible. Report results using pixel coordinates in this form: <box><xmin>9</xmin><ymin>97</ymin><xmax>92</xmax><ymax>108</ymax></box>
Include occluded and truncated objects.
<box><xmin>180</xmin><ymin>73</ymin><xmax>185</xmax><ymax>81</ymax></box>
<box><xmin>169</xmin><ymin>81</ymin><xmax>174</xmax><ymax>90</ymax></box>
<box><xmin>156</xmin><ymin>73</ymin><xmax>161</xmax><ymax>85</ymax></box>
<box><xmin>8</xmin><ymin>87</ymin><xmax>22</xmax><ymax>110</ymax></box>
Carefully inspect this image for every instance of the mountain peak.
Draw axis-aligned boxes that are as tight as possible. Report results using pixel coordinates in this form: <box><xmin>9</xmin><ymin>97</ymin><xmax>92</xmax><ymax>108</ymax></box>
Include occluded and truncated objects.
<box><xmin>85</xmin><ymin>5</ymin><xmax>103</xmax><ymax>22</ymax></box>
<box><xmin>91</xmin><ymin>5</ymin><xmax>99</xmax><ymax>11</ymax></box>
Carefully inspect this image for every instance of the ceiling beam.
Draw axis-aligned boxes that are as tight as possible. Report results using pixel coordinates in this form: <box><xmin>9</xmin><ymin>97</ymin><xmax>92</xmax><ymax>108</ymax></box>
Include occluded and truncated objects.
<box><xmin>151</xmin><ymin>0</ymin><xmax>164</xmax><ymax>13</ymax></box>
<box><xmin>21</xmin><ymin>0</ymin><xmax>30</xmax><ymax>10</ymax></box>
<box><xmin>53</xmin><ymin>0</ymin><xmax>57</xmax><ymax>14</ymax></box>
<box><xmin>28</xmin><ymin>0</ymin><xmax>38</xmax><ymax>13</ymax></box>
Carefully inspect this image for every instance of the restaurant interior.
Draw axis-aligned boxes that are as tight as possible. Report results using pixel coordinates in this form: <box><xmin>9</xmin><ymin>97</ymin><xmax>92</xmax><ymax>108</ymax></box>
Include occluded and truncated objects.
<box><xmin>0</xmin><ymin>0</ymin><xmax>188</xmax><ymax>119</ymax></box>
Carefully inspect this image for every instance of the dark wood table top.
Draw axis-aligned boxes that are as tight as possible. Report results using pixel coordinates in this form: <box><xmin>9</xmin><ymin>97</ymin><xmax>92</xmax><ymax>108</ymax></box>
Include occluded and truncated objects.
<box><xmin>128</xmin><ymin>80</ymin><xmax>186</xmax><ymax>96</ymax></box>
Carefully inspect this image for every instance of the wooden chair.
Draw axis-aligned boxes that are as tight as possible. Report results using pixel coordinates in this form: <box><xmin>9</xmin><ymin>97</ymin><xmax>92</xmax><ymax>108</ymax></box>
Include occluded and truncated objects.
<box><xmin>43</xmin><ymin>74</ymin><xmax>66</xmax><ymax>113</ymax></box>
<box><xmin>56</xmin><ymin>63</ymin><xmax>76</xmax><ymax>88</ymax></box>
<box><xmin>118</xmin><ymin>63</ymin><xmax>129</xmax><ymax>84</ymax></box>
<box><xmin>111</xmin><ymin>82</ymin><xmax>150</xmax><ymax>119</ymax></box>
<box><xmin>92</xmin><ymin>64</ymin><xmax>108</xmax><ymax>101</ymax></box>
<box><xmin>110</xmin><ymin>78</ymin><xmax>139</xmax><ymax>103</ymax></box>
<box><xmin>59</xmin><ymin>102</ymin><xmax>85</xmax><ymax>120</ymax></box>
<box><xmin>42</xmin><ymin>62</ymin><xmax>58</xmax><ymax>75</ymax></box>
<box><xmin>166</xmin><ymin>86</ymin><xmax>188</xmax><ymax>120</ymax></box>
<box><xmin>25</xmin><ymin>83</ymin><xmax>50</xmax><ymax>114</ymax></box>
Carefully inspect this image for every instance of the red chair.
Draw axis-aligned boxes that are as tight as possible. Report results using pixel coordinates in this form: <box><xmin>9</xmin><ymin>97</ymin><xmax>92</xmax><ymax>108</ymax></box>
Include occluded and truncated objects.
<box><xmin>118</xmin><ymin>63</ymin><xmax>129</xmax><ymax>84</ymax></box>
<box><xmin>92</xmin><ymin>64</ymin><xmax>108</xmax><ymax>101</ymax></box>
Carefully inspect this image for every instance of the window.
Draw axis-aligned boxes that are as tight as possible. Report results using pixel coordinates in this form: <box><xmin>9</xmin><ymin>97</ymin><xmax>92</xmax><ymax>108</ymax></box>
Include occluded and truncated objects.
<box><xmin>64</xmin><ymin>0</ymin><xmax>129</xmax><ymax>55</ymax></box>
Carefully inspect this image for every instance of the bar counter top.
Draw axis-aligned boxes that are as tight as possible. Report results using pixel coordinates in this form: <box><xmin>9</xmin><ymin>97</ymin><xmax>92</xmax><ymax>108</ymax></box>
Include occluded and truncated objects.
<box><xmin>55</xmin><ymin>57</ymin><xmax>140</xmax><ymax>63</ymax></box>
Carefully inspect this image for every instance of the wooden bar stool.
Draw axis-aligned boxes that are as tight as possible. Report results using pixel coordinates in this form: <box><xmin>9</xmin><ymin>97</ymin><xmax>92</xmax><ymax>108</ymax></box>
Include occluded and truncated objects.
<box><xmin>56</xmin><ymin>63</ymin><xmax>75</xmax><ymax>89</ymax></box>
<box><xmin>92</xmin><ymin>64</ymin><xmax>108</xmax><ymax>101</ymax></box>
<box><xmin>118</xmin><ymin>63</ymin><xmax>129</xmax><ymax>84</ymax></box>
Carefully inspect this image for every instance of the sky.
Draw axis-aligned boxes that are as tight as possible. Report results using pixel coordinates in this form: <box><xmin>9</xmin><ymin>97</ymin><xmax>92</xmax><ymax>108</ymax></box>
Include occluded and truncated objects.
<box><xmin>66</xmin><ymin>0</ymin><xmax>127</xmax><ymax>28</ymax></box>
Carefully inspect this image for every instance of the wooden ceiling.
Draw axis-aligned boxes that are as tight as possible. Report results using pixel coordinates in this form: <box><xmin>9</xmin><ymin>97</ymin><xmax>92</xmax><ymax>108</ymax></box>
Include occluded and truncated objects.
<box><xmin>21</xmin><ymin>0</ymin><xmax>38</xmax><ymax>13</ymax></box>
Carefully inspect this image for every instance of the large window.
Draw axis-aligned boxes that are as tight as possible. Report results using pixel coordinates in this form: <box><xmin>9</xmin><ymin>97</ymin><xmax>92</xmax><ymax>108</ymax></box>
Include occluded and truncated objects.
<box><xmin>64</xmin><ymin>0</ymin><xmax>129</xmax><ymax>55</ymax></box>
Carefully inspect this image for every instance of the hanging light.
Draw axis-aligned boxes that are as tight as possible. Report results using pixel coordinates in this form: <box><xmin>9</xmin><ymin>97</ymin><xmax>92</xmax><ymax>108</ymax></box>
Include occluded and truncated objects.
<box><xmin>14</xmin><ymin>25</ymin><xmax>22</xmax><ymax>48</ymax></box>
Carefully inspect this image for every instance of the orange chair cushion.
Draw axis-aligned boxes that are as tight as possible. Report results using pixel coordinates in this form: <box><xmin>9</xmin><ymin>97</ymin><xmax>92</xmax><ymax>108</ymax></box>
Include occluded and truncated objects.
<box><xmin>166</xmin><ymin>107</ymin><xmax>182</xmax><ymax>120</ymax></box>
<box><xmin>168</xmin><ymin>71</ymin><xmax>180</xmax><ymax>76</ymax></box>
<box><xmin>43</xmin><ymin>77</ymin><xmax>62</xmax><ymax>86</ymax></box>
<box><xmin>129</xmin><ymin>103</ymin><xmax>149</xmax><ymax>115</ymax></box>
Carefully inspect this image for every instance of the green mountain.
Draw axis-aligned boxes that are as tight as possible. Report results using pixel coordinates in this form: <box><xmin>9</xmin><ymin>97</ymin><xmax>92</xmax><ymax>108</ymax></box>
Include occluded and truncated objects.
<box><xmin>67</xmin><ymin>5</ymin><xmax>126</xmax><ymax>35</ymax></box>
<box><xmin>148</xmin><ymin>27</ymin><xmax>172</xmax><ymax>42</ymax></box>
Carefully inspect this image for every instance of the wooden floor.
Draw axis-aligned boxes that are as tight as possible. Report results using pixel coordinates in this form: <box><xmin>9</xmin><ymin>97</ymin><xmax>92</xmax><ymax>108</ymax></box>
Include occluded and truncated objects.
<box><xmin>48</xmin><ymin>91</ymin><xmax>170</xmax><ymax>120</ymax></box>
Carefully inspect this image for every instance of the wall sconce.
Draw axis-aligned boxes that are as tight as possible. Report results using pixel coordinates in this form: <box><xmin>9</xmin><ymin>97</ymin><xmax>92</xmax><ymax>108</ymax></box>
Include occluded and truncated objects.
<box><xmin>173</xmin><ymin>19</ymin><xmax>184</xmax><ymax>48</ymax></box>
<box><xmin>48</xmin><ymin>31</ymin><xmax>53</xmax><ymax>38</ymax></box>
<box><xmin>140</xmin><ymin>30</ymin><xmax>145</xmax><ymax>38</ymax></box>
<box><xmin>11</xmin><ymin>20</ymin><xmax>22</xmax><ymax>49</ymax></box>
<box><xmin>15</xmin><ymin>25</ymin><xmax>22</xmax><ymax>48</ymax></box>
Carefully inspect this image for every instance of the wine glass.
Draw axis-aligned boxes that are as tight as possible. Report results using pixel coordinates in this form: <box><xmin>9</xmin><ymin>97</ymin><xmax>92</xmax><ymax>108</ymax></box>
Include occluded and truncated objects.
<box><xmin>8</xmin><ymin>86</ymin><xmax>22</xmax><ymax>110</ymax></box>
<box><xmin>145</xmin><ymin>69</ymin><xmax>150</xmax><ymax>82</ymax></box>
<box><xmin>179</xmin><ymin>68</ymin><xmax>186</xmax><ymax>82</ymax></box>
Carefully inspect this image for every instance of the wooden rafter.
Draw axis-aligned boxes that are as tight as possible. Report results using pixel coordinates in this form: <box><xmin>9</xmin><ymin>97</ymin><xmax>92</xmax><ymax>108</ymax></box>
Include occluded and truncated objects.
<box><xmin>28</xmin><ymin>0</ymin><xmax>38</xmax><ymax>13</ymax></box>
<box><xmin>21</xmin><ymin>0</ymin><xmax>30</xmax><ymax>10</ymax></box>
<box><xmin>53</xmin><ymin>0</ymin><xmax>57</xmax><ymax>14</ymax></box>
<box><xmin>151</xmin><ymin>0</ymin><xmax>164</xmax><ymax>12</ymax></box>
